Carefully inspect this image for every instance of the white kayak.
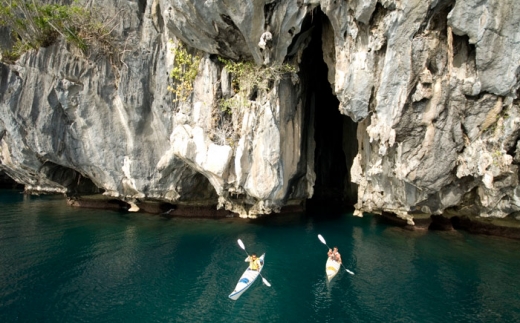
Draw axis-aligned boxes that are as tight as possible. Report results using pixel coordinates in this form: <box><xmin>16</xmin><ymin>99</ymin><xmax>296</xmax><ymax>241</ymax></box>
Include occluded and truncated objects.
<box><xmin>229</xmin><ymin>253</ymin><xmax>265</xmax><ymax>300</ymax></box>
<box><xmin>326</xmin><ymin>257</ymin><xmax>341</xmax><ymax>282</ymax></box>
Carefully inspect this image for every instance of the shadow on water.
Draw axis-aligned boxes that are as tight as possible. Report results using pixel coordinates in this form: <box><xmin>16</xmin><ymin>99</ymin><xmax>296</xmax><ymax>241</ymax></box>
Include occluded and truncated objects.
<box><xmin>248</xmin><ymin>202</ymin><xmax>356</xmax><ymax>228</ymax></box>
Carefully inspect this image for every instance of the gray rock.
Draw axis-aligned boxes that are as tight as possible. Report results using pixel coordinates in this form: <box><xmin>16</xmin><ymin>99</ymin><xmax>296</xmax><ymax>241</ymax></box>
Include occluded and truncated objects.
<box><xmin>1</xmin><ymin>0</ymin><xmax>520</xmax><ymax>223</ymax></box>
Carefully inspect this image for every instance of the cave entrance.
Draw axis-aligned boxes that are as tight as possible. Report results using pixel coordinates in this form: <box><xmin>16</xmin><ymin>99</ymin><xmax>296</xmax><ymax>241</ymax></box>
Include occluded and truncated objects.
<box><xmin>298</xmin><ymin>8</ymin><xmax>358</xmax><ymax>213</ymax></box>
<box><xmin>0</xmin><ymin>170</ymin><xmax>23</xmax><ymax>190</ymax></box>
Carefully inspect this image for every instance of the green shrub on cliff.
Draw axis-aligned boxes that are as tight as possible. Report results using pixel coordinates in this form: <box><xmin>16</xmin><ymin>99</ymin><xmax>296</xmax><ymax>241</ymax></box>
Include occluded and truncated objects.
<box><xmin>210</xmin><ymin>57</ymin><xmax>296</xmax><ymax>146</ymax></box>
<box><xmin>167</xmin><ymin>41</ymin><xmax>202</xmax><ymax>103</ymax></box>
<box><xmin>0</xmin><ymin>0</ymin><xmax>117</xmax><ymax>63</ymax></box>
<box><xmin>218</xmin><ymin>57</ymin><xmax>296</xmax><ymax>97</ymax></box>
<box><xmin>216</xmin><ymin>57</ymin><xmax>295</xmax><ymax>115</ymax></box>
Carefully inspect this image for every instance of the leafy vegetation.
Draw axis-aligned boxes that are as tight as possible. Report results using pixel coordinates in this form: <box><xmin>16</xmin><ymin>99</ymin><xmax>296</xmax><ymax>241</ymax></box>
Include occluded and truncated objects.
<box><xmin>0</xmin><ymin>0</ymin><xmax>118</xmax><ymax>64</ymax></box>
<box><xmin>164</xmin><ymin>40</ymin><xmax>296</xmax><ymax>147</ymax></box>
<box><xmin>210</xmin><ymin>57</ymin><xmax>296</xmax><ymax>146</ymax></box>
<box><xmin>216</xmin><ymin>57</ymin><xmax>295</xmax><ymax>115</ymax></box>
<box><xmin>167</xmin><ymin>41</ymin><xmax>202</xmax><ymax>103</ymax></box>
<box><xmin>218</xmin><ymin>57</ymin><xmax>296</xmax><ymax>97</ymax></box>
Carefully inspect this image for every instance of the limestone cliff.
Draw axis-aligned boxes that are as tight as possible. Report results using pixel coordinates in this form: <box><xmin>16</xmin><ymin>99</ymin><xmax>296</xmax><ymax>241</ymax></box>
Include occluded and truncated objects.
<box><xmin>0</xmin><ymin>0</ymin><xmax>519</xmax><ymax>224</ymax></box>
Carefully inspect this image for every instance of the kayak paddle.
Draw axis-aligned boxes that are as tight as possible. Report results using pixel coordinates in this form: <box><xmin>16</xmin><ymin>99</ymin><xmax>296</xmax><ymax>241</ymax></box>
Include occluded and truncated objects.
<box><xmin>237</xmin><ymin>239</ymin><xmax>272</xmax><ymax>287</ymax></box>
<box><xmin>317</xmin><ymin>234</ymin><xmax>355</xmax><ymax>275</ymax></box>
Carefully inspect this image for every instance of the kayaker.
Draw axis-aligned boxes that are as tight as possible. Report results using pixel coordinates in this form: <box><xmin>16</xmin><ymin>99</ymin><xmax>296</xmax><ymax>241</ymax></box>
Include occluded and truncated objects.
<box><xmin>328</xmin><ymin>247</ymin><xmax>342</xmax><ymax>264</ymax></box>
<box><xmin>245</xmin><ymin>253</ymin><xmax>261</xmax><ymax>271</ymax></box>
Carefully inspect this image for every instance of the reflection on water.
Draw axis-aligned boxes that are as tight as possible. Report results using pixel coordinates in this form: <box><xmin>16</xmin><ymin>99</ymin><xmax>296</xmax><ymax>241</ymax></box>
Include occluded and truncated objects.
<box><xmin>311</xmin><ymin>279</ymin><xmax>333</xmax><ymax>323</ymax></box>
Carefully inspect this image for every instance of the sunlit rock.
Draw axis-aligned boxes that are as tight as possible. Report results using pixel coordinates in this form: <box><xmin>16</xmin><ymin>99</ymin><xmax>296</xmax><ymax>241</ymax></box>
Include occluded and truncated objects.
<box><xmin>0</xmin><ymin>0</ymin><xmax>519</xmax><ymax>224</ymax></box>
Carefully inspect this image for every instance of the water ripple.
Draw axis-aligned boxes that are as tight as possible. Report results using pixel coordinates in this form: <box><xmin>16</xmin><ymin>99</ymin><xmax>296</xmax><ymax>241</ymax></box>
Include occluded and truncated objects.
<box><xmin>1</xmin><ymin>193</ymin><xmax>520</xmax><ymax>323</ymax></box>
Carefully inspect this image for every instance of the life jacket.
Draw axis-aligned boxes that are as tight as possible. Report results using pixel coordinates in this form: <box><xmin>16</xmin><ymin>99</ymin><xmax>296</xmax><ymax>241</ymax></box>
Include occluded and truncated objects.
<box><xmin>250</xmin><ymin>258</ymin><xmax>259</xmax><ymax>270</ymax></box>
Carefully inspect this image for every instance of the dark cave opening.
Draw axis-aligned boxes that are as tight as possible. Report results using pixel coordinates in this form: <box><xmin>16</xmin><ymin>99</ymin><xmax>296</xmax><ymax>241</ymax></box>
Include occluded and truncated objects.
<box><xmin>298</xmin><ymin>8</ymin><xmax>358</xmax><ymax>213</ymax></box>
<box><xmin>39</xmin><ymin>162</ymin><xmax>103</xmax><ymax>196</ymax></box>
<box><xmin>0</xmin><ymin>170</ymin><xmax>23</xmax><ymax>190</ymax></box>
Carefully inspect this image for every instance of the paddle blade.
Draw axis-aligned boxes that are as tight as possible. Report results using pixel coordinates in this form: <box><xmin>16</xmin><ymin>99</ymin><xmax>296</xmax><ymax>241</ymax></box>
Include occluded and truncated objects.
<box><xmin>346</xmin><ymin>269</ymin><xmax>355</xmax><ymax>275</ymax></box>
<box><xmin>262</xmin><ymin>277</ymin><xmax>271</xmax><ymax>287</ymax></box>
<box><xmin>317</xmin><ymin>234</ymin><xmax>327</xmax><ymax>245</ymax></box>
<box><xmin>237</xmin><ymin>239</ymin><xmax>246</xmax><ymax>250</ymax></box>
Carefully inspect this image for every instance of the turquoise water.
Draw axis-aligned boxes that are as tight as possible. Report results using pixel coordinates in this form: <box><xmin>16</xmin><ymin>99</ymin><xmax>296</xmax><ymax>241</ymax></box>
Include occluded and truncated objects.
<box><xmin>1</xmin><ymin>190</ymin><xmax>519</xmax><ymax>323</ymax></box>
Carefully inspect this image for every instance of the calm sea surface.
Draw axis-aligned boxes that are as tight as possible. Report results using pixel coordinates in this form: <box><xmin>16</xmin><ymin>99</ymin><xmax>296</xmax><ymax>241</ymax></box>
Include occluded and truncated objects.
<box><xmin>1</xmin><ymin>190</ymin><xmax>519</xmax><ymax>323</ymax></box>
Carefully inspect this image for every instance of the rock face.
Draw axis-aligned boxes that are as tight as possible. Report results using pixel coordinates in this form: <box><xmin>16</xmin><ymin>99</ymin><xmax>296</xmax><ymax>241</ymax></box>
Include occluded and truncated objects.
<box><xmin>0</xmin><ymin>0</ymin><xmax>519</xmax><ymax>224</ymax></box>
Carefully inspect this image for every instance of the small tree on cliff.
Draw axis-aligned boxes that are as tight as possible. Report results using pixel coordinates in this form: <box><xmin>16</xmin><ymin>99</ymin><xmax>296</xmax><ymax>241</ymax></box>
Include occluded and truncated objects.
<box><xmin>167</xmin><ymin>41</ymin><xmax>202</xmax><ymax>103</ymax></box>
